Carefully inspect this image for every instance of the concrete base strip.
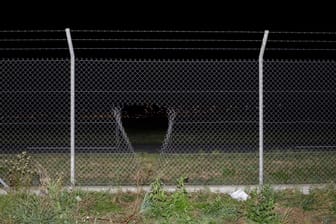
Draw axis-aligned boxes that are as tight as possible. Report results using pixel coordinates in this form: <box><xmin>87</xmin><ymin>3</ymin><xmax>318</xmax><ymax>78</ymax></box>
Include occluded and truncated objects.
<box><xmin>0</xmin><ymin>184</ymin><xmax>329</xmax><ymax>195</ymax></box>
<box><xmin>70</xmin><ymin>184</ymin><xmax>325</xmax><ymax>195</ymax></box>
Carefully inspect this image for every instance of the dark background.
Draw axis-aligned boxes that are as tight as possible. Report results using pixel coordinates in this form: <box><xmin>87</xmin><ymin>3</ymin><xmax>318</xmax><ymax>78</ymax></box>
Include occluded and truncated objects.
<box><xmin>0</xmin><ymin>2</ymin><xmax>335</xmax><ymax>33</ymax></box>
<box><xmin>1</xmin><ymin>3</ymin><xmax>336</xmax><ymax>152</ymax></box>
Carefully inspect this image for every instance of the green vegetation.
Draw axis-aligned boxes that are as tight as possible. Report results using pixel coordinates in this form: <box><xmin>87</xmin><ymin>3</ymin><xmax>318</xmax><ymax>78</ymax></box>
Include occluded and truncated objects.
<box><xmin>1</xmin><ymin>155</ymin><xmax>336</xmax><ymax>223</ymax></box>
<box><xmin>1</xmin><ymin>180</ymin><xmax>336</xmax><ymax>223</ymax></box>
<box><xmin>0</xmin><ymin>152</ymin><xmax>38</xmax><ymax>190</ymax></box>
<box><xmin>246</xmin><ymin>185</ymin><xmax>281</xmax><ymax>224</ymax></box>
<box><xmin>1</xmin><ymin>151</ymin><xmax>336</xmax><ymax>185</ymax></box>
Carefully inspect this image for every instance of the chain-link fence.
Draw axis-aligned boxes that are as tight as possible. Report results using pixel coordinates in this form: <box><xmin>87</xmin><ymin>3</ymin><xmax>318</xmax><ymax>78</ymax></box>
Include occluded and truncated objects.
<box><xmin>1</xmin><ymin>30</ymin><xmax>336</xmax><ymax>186</ymax></box>
<box><xmin>74</xmin><ymin>59</ymin><xmax>258</xmax><ymax>185</ymax></box>
<box><xmin>264</xmin><ymin>60</ymin><xmax>336</xmax><ymax>184</ymax></box>
<box><xmin>0</xmin><ymin>59</ymin><xmax>71</xmax><ymax>184</ymax></box>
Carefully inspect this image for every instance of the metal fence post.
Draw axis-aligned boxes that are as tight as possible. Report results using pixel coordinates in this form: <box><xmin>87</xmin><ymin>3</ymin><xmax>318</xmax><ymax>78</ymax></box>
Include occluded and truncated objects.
<box><xmin>65</xmin><ymin>28</ymin><xmax>76</xmax><ymax>186</ymax></box>
<box><xmin>258</xmin><ymin>30</ymin><xmax>269</xmax><ymax>186</ymax></box>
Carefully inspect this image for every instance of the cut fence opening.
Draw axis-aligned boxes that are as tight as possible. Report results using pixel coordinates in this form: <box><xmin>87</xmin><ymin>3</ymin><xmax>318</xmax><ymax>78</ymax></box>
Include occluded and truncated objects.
<box><xmin>121</xmin><ymin>104</ymin><xmax>169</xmax><ymax>153</ymax></box>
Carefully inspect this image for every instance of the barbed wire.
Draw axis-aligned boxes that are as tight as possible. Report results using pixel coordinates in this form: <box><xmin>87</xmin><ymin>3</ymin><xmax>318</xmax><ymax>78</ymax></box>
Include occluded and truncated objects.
<box><xmin>0</xmin><ymin>48</ymin><xmax>68</xmax><ymax>50</ymax></box>
<box><xmin>0</xmin><ymin>39</ymin><xmax>66</xmax><ymax>41</ymax></box>
<box><xmin>0</xmin><ymin>30</ymin><xmax>335</xmax><ymax>35</ymax></box>
<box><xmin>266</xmin><ymin>48</ymin><xmax>336</xmax><ymax>51</ymax></box>
<box><xmin>73</xmin><ymin>47</ymin><xmax>260</xmax><ymax>51</ymax></box>
<box><xmin>0</xmin><ymin>30</ymin><xmax>64</xmax><ymax>33</ymax></box>
<box><xmin>71</xmin><ymin>30</ymin><xmax>264</xmax><ymax>33</ymax></box>
<box><xmin>268</xmin><ymin>39</ymin><xmax>336</xmax><ymax>43</ymax></box>
<box><xmin>271</xmin><ymin>31</ymin><xmax>336</xmax><ymax>35</ymax></box>
<box><xmin>0</xmin><ymin>38</ymin><xmax>336</xmax><ymax>43</ymax></box>
<box><xmin>1</xmin><ymin>47</ymin><xmax>335</xmax><ymax>51</ymax></box>
<box><xmin>72</xmin><ymin>38</ymin><xmax>261</xmax><ymax>42</ymax></box>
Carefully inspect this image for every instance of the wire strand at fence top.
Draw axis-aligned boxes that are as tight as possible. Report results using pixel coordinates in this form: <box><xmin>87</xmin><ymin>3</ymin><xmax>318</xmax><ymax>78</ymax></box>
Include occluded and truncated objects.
<box><xmin>1</xmin><ymin>47</ymin><xmax>336</xmax><ymax>51</ymax></box>
<box><xmin>1</xmin><ymin>38</ymin><xmax>336</xmax><ymax>43</ymax></box>
<box><xmin>1</xmin><ymin>30</ymin><xmax>336</xmax><ymax>35</ymax></box>
<box><xmin>0</xmin><ymin>47</ymin><xmax>260</xmax><ymax>51</ymax></box>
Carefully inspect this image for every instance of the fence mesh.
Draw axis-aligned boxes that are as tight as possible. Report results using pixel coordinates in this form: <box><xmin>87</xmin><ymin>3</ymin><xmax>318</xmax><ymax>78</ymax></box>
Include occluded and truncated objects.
<box><xmin>1</xmin><ymin>31</ymin><xmax>336</xmax><ymax>187</ymax></box>
<box><xmin>0</xmin><ymin>59</ymin><xmax>71</xmax><ymax>184</ymax></box>
<box><xmin>264</xmin><ymin>60</ymin><xmax>336</xmax><ymax>184</ymax></box>
<box><xmin>75</xmin><ymin>59</ymin><xmax>258</xmax><ymax>185</ymax></box>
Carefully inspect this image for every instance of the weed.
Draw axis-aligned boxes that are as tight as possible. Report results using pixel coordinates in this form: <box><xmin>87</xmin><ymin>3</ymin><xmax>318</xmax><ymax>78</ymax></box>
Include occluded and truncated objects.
<box><xmin>300</xmin><ymin>193</ymin><xmax>317</xmax><ymax>211</ymax></box>
<box><xmin>170</xmin><ymin>176</ymin><xmax>191</xmax><ymax>216</ymax></box>
<box><xmin>2</xmin><ymin>152</ymin><xmax>38</xmax><ymax>190</ymax></box>
<box><xmin>201</xmin><ymin>194</ymin><xmax>241</xmax><ymax>222</ymax></box>
<box><xmin>10</xmin><ymin>194</ymin><xmax>59</xmax><ymax>224</ymax></box>
<box><xmin>246</xmin><ymin>185</ymin><xmax>281</xmax><ymax>224</ymax></box>
<box><xmin>142</xmin><ymin>177</ymin><xmax>194</xmax><ymax>223</ymax></box>
<box><xmin>331</xmin><ymin>193</ymin><xmax>336</xmax><ymax>214</ymax></box>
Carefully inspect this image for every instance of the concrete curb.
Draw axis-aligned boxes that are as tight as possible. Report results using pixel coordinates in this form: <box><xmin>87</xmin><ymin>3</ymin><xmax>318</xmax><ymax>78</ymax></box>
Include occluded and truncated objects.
<box><xmin>0</xmin><ymin>184</ymin><xmax>329</xmax><ymax>195</ymax></box>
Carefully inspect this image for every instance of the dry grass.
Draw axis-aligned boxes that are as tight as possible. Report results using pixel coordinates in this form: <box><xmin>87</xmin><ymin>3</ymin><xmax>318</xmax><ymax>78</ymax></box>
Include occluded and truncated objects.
<box><xmin>1</xmin><ymin>151</ymin><xmax>336</xmax><ymax>186</ymax></box>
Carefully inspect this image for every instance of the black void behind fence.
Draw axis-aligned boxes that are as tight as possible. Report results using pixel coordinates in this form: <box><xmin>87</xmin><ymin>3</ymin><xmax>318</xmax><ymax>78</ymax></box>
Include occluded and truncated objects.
<box><xmin>0</xmin><ymin>30</ymin><xmax>336</xmax><ymax>186</ymax></box>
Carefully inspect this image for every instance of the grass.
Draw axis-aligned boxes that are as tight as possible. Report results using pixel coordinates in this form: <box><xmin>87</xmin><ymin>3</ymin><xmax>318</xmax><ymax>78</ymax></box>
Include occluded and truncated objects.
<box><xmin>1</xmin><ymin>182</ymin><xmax>336</xmax><ymax>223</ymax></box>
<box><xmin>1</xmin><ymin>153</ymin><xmax>336</xmax><ymax>223</ymax></box>
<box><xmin>2</xmin><ymin>126</ymin><xmax>336</xmax><ymax>185</ymax></box>
<box><xmin>1</xmin><ymin>151</ymin><xmax>336</xmax><ymax>185</ymax></box>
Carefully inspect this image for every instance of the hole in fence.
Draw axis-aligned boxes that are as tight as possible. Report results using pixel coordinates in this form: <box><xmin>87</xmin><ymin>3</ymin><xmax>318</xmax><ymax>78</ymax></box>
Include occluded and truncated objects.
<box><xmin>121</xmin><ymin>104</ymin><xmax>168</xmax><ymax>153</ymax></box>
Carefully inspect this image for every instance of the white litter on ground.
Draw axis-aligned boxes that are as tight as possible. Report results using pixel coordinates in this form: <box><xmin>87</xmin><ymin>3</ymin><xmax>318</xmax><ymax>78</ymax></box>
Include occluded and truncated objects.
<box><xmin>229</xmin><ymin>189</ymin><xmax>249</xmax><ymax>201</ymax></box>
<box><xmin>0</xmin><ymin>178</ymin><xmax>9</xmax><ymax>189</ymax></box>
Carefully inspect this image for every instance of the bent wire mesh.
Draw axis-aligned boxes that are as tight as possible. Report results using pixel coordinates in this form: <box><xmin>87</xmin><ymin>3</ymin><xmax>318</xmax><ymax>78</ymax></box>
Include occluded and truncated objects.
<box><xmin>75</xmin><ymin>59</ymin><xmax>259</xmax><ymax>185</ymax></box>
